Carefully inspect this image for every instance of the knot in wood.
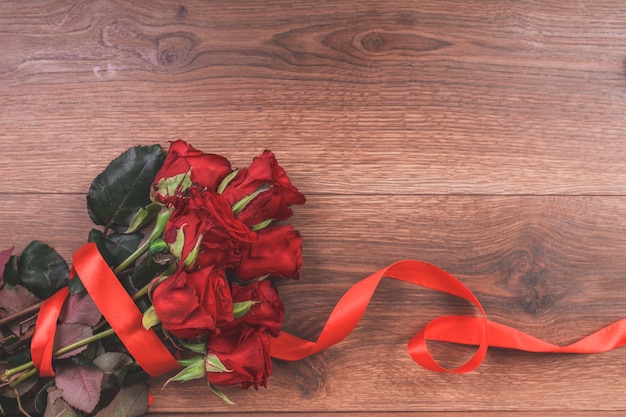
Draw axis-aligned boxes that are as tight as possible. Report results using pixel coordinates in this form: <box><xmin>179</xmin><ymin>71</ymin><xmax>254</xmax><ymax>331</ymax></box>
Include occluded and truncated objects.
<box><xmin>361</xmin><ymin>31</ymin><xmax>386</xmax><ymax>52</ymax></box>
<box><xmin>156</xmin><ymin>33</ymin><xmax>196</xmax><ymax>68</ymax></box>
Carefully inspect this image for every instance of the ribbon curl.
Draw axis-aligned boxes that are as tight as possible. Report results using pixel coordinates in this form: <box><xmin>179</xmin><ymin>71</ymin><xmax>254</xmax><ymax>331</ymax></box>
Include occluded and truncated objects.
<box><xmin>271</xmin><ymin>260</ymin><xmax>626</xmax><ymax>372</ymax></box>
<box><xmin>32</xmin><ymin>250</ymin><xmax>626</xmax><ymax>378</ymax></box>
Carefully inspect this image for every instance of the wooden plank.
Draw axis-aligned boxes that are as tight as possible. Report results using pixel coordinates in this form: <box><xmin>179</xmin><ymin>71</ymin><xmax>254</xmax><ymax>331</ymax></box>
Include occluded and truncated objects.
<box><xmin>2</xmin><ymin>0</ymin><xmax>626</xmax><ymax>415</ymax></box>
<box><xmin>1</xmin><ymin>1</ymin><xmax>626</xmax><ymax>194</ymax></box>
<box><xmin>2</xmin><ymin>194</ymin><xmax>626</xmax><ymax>412</ymax></box>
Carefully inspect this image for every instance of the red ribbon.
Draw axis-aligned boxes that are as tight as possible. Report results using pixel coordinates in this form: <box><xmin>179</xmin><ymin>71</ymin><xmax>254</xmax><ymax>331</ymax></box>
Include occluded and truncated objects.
<box><xmin>32</xmin><ymin>251</ymin><xmax>626</xmax><ymax>378</ymax></box>
<box><xmin>271</xmin><ymin>260</ymin><xmax>626</xmax><ymax>372</ymax></box>
<box><xmin>31</xmin><ymin>243</ymin><xmax>180</xmax><ymax>377</ymax></box>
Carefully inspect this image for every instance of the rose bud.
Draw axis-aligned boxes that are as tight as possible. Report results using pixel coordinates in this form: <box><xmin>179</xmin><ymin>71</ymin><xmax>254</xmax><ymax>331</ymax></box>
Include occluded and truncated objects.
<box><xmin>152</xmin><ymin>266</ymin><xmax>234</xmax><ymax>339</ymax></box>
<box><xmin>206</xmin><ymin>327</ymin><xmax>272</xmax><ymax>389</ymax></box>
<box><xmin>221</xmin><ymin>150</ymin><xmax>305</xmax><ymax>227</ymax></box>
<box><xmin>235</xmin><ymin>225</ymin><xmax>302</xmax><ymax>281</ymax></box>
<box><xmin>152</xmin><ymin>140</ymin><xmax>232</xmax><ymax>205</ymax></box>
<box><xmin>229</xmin><ymin>280</ymin><xmax>284</xmax><ymax>336</ymax></box>
<box><xmin>163</xmin><ymin>188</ymin><xmax>256</xmax><ymax>269</ymax></box>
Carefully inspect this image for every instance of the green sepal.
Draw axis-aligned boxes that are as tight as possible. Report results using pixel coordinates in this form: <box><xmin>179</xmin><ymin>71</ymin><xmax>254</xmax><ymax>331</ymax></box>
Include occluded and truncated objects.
<box><xmin>125</xmin><ymin>203</ymin><xmax>163</xmax><ymax>234</ymax></box>
<box><xmin>148</xmin><ymin>238</ymin><xmax>169</xmax><ymax>256</ymax></box>
<box><xmin>251</xmin><ymin>218</ymin><xmax>273</xmax><ymax>231</ymax></box>
<box><xmin>164</xmin><ymin>356</ymin><xmax>206</xmax><ymax>386</ymax></box>
<box><xmin>183</xmin><ymin>234</ymin><xmax>203</xmax><ymax>269</ymax></box>
<box><xmin>216</xmin><ymin>169</ymin><xmax>240</xmax><ymax>194</ymax></box>
<box><xmin>232</xmin><ymin>300</ymin><xmax>257</xmax><ymax>319</ymax></box>
<box><xmin>180</xmin><ymin>341</ymin><xmax>207</xmax><ymax>355</ymax></box>
<box><xmin>205</xmin><ymin>354</ymin><xmax>231</xmax><ymax>373</ymax></box>
<box><xmin>153</xmin><ymin>170</ymin><xmax>192</xmax><ymax>201</ymax></box>
<box><xmin>231</xmin><ymin>185</ymin><xmax>269</xmax><ymax>214</ymax></box>
<box><xmin>209</xmin><ymin>383</ymin><xmax>235</xmax><ymax>405</ymax></box>
<box><xmin>141</xmin><ymin>305</ymin><xmax>160</xmax><ymax>330</ymax></box>
<box><xmin>170</xmin><ymin>228</ymin><xmax>185</xmax><ymax>259</ymax></box>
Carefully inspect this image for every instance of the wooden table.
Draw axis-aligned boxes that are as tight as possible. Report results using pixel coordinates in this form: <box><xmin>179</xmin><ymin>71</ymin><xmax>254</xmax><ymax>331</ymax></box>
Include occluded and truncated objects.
<box><xmin>2</xmin><ymin>1</ymin><xmax>626</xmax><ymax>415</ymax></box>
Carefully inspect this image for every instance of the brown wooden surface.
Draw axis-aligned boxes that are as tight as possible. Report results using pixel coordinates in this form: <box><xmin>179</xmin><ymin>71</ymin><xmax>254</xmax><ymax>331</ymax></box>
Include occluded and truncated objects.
<box><xmin>2</xmin><ymin>0</ymin><xmax>626</xmax><ymax>415</ymax></box>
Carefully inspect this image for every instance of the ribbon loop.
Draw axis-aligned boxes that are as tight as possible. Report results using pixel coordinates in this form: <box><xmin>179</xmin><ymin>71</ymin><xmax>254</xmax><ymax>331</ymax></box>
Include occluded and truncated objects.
<box><xmin>271</xmin><ymin>259</ymin><xmax>626</xmax><ymax>373</ymax></box>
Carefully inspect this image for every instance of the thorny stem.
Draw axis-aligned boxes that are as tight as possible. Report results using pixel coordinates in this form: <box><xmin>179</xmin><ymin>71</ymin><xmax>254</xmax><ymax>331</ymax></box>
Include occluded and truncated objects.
<box><xmin>0</xmin><ymin>207</ymin><xmax>174</xmax><ymax>388</ymax></box>
<box><xmin>0</xmin><ymin>303</ymin><xmax>43</xmax><ymax>328</ymax></box>
<box><xmin>1</xmin><ymin>267</ymin><xmax>166</xmax><ymax>386</ymax></box>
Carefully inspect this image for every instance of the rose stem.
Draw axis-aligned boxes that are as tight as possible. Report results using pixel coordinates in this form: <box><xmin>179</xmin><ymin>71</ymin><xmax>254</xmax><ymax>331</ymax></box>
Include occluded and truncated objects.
<box><xmin>2</xmin><ymin>276</ymin><xmax>162</xmax><ymax>383</ymax></box>
<box><xmin>3</xmin><ymin>327</ymin><xmax>117</xmax><ymax>381</ymax></box>
<box><xmin>0</xmin><ymin>302</ymin><xmax>43</xmax><ymax>328</ymax></box>
<box><xmin>113</xmin><ymin>207</ymin><xmax>172</xmax><ymax>275</ymax></box>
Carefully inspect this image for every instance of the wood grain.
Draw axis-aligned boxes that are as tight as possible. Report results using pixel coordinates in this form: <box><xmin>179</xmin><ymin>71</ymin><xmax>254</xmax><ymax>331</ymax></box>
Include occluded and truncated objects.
<box><xmin>2</xmin><ymin>0</ymin><xmax>626</xmax><ymax>415</ymax></box>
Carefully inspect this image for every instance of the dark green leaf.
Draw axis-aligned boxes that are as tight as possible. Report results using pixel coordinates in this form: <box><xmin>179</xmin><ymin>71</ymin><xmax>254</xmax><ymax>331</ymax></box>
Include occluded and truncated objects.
<box><xmin>2</xmin><ymin>256</ymin><xmax>19</xmax><ymax>286</ymax></box>
<box><xmin>87</xmin><ymin>145</ymin><xmax>165</xmax><ymax>227</ymax></box>
<box><xmin>68</xmin><ymin>274</ymin><xmax>86</xmax><ymax>294</ymax></box>
<box><xmin>35</xmin><ymin>380</ymin><xmax>55</xmax><ymax>415</ymax></box>
<box><xmin>7</xmin><ymin>347</ymin><xmax>31</xmax><ymax>368</ymax></box>
<box><xmin>120</xmin><ymin>365</ymin><xmax>148</xmax><ymax>387</ymax></box>
<box><xmin>130</xmin><ymin>253</ymin><xmax>169</xmax><ymax>291</ymax></box>
<box><xmin>88</xmin><ymin>229</ymin><xmax>143</xmax><ymax>269</ymax></box>
<box><xmin>18</xmin><ymin>241</ymin><xmax>69</xmax><ymax>299</ymax></box>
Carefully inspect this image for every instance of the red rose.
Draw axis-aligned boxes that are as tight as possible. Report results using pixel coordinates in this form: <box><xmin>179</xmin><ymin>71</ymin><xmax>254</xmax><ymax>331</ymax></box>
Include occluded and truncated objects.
<box><xmin>152</xmin><ymin>266</ymin><xmax>234</xmax><ymax>339</ymax></box>
<box><xmin>222</xmin><ymin>151</ymin><xmax>305</xmax><ymax>227</ymax></box>
<box><xmin>152</xmin><ymin>140</ymin><xmax>232</xmax><ymax>204</ymax></box>
<box><xmin>206</xmin><ymin>327</ymin><xmax>272</xmax><ymax>389</ymax></box>
<box><xmin>229</xmin><ymin>280</ymin><xmax>284</xmax><ymax>336</ymax></box>
<box><xmin>235</xmin><ymin>225</ymin><xmax>302</xmax><ymax>281</ymax></box>
<box><xmin>163</xmin><ymin>187</ymin><xmax>256</xmax><ymax>269</ymax></box>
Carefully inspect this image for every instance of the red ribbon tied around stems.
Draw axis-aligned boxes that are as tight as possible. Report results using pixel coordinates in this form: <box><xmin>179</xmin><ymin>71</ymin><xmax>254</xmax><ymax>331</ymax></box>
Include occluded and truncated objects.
<box><xmin>31</xmin><ymin>243</ymin><xmax>179</xmax><ymax>377</ymax></box>
<box><xmin>32</xmin><ymin>248</ymin><xmax>626</xmax><ymax>378</ymax></box>
<box><xmin>271</xmin><ymin>260</ymin><xmax>626</xmax><ymax>372</ymax></box>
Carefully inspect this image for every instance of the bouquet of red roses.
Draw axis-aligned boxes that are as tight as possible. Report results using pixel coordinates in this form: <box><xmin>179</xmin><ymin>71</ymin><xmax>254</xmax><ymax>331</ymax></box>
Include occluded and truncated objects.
<box><xmin>0</xmin><ymin>140</ymin><xmax>305</xmax><ymax>416</ymax></box>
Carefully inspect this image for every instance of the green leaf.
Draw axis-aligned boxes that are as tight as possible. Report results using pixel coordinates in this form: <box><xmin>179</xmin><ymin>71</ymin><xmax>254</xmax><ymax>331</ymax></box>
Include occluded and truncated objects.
<box><xmin>87</xmin><ymin>145</ymin><xmax>165</xmax><ymax>227</ymax></box>
<box><xmin>18</xmin><ymin>241</ymin><xmax>69</xmax><ymax>299</ymax></box>
<box><xmin>130</xmin><ymin>251</ymin><xmax>169</xmax><ymax>290</ymax></box>
<box><xmin>89</xmin><ymin>229</ymin><xmax>143</xmax><ymax>268</ymax></box>
<box><xmin>34</xmin><ymin>380</ymin><xmax>55</xmax><ymax>415</ymax></box>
